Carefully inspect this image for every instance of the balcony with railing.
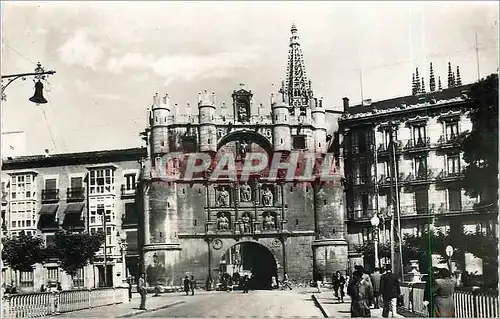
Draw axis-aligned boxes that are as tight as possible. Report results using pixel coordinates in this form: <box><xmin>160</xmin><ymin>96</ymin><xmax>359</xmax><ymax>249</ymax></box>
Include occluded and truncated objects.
<box><xmin>402</xmin><ymin>169</ymin><xmax>436</xmax><ymax>185</ymax></box>
<box><xmin>402</xmin><ymin>137</ymin><xmax>431</xmax><ymax>152</ymax></box>
<box><xmin>434</xmin><ymin>169</ymin><xmax>464</xmax><ymax>182</ymax></box>
<box><xmin>67</xmin><ymin>188</ymin><xmax>85</xmax><ymax>202</ymax></box>
<box><xmin>121</xmin><ymin>185</ymin><xmax>136</xmax><ymax>198</ymax></box>
<box><xmin>377</xmin><ymin>140</ymin><xmax>403</xmax><ymax>156</ymax></box>
<box><xmin>350</xmin><ymin>208</ymin><xmax>377</xmax><ymax>221</ymax></box>
<box><xmin>42</xmin><ymin>189</ymin><xmax>60</xmax><ymax>203</ymax></box>
<box><xmin>353</xmin><ymin>175</ymin><xmax>376</xmax><ymax>187</ymax></box>
<box><xmin>436</xmin><ymin>134</ymin><xmax>461</xmax><ymax>149</ymax></box>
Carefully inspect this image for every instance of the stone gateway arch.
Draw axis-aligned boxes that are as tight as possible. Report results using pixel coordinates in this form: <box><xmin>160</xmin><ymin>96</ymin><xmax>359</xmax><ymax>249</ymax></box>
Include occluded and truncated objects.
<box><xmin>139</xmin><ymin>24</ymin><xmax>347</xmax><ymax>289</ymax></box>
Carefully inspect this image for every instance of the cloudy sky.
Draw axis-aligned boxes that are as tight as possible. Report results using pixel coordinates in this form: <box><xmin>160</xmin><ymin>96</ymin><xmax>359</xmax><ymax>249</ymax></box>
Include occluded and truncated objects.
<box><xmin>1</xmin><ymin>1</ymin><xmax>498</xmax><ymax>155</ymax></box>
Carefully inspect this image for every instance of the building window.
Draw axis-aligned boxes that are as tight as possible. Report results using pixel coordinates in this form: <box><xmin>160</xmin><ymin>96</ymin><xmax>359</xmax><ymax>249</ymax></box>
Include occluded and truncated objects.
<box><xmin>448</xmin><ymin>187</ymin><xmax>462</xmax><ymax>211</ymax></box>
<box><xmin>89</xmin><ymin>197</ymin><xmax>115</xmax><ymax>226</ymax></box>
<box><xmin>45</xmin><ymin>178</ymin><xmax>57</xmax><ymax>190</ymax></box>
<box><xmin>47</xmin><ymin>267</ymin><xmax>59</xmax><ymax>284</ymax></box>
<box><xmin>73</xmin><ymin>268</ymin><xmax>84</xmax><ymax>288</ymax></box>
<box><xmin>293</xmin><ymin>136</ymin><xmax>306</xmax><ymax>149</ymax></box>
<box><xmin>383</xmin><ymin>129</ymin><xmax>398</xmax><ymax>149</ymax></box>
<box><xmin>362</xmin><ymin>227</ymin><xmax>373</xmax><ymax>243</ymax></box>
<box><xmin>361</xmin><ymin>194</ymin><xmax>371</xmax><ymax>217</ymax></box>
<box><xmin>89</xmin><ymin>169</ymin><xmax>115</xmax><ymax>194</ymax></box>
<box><xmin>414</xmin><ymin>188</ymin><xmax>429</xmax><ymax>214</ymax></box>
<box><xmin>11</xmin><ymin>174</ymin><xmax>35</xmax><ymax>200</ymax></box>
<box><xmin>413</xmin><ymin>125</ymin><xmax>426</xmax><ymax>146</ymax></box>
<box><xmin>447</xmin><ymin>155</ymin><xmax>460</xmax><ymax>175</ymax></box>
<box><xmin>124</xmin><ymin>174</ymin><xmax>136</xmax><ymax>191</ymax></box>
<box><xmin>20</xmin><ymin>270</ymin><xmax>34</xmax><ymax>287</ymax></box>
<box><xmin>10</xmin><ymin>201</ymin><xmax>36</xmax><ymax>231</ymax></box>
<box><xmin>445</xmin><ymin>122</ymin><xmax>459</xmax><ymax>140</ymax></box>
<box><xmin>415</xmin><ymin>157</ymin><xmax>427</xmax><ymax>178</ymax></box>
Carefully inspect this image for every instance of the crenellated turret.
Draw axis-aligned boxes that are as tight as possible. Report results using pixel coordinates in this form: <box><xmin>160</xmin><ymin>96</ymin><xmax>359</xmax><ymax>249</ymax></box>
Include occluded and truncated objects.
<box><xmin>311</xmin><ymin>97</ymin><xmax>326</xmax><ymax>154</ymax></box>
<box><xmin>151</xmin><ymin>93</ymin><xmax>171</xmax><ymax>156</ymax></box>
<box><xmin>198</xmin><ymin>89</ymin><xmax>217</xmax><ymax>153</ymax></box>
<box><xmin>271</xmin><ymin>90</ymin><xmax>292</xmax><ymax>152</ymax></box>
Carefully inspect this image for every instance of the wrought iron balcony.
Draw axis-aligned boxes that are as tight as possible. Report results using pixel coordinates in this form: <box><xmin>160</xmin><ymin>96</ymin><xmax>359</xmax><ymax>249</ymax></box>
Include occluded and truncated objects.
<box><xmin>67</xmin><ymin>188</ymin><xmax>85</xmax><ymax>201</ymax></box>
<box><xmin>403</xmin><ymin>137</ymin><xmax>431</xmax><ymax>152</ymax></box>
<box><xmin>41</xmin><ymin>189</ymin><xmax>59</xmax><ymax>203</ymax></box>
<box><xmin>436</xmin><ymin>134</ymin><xmax>460</xmax><ymax>148</ymax></box>
<box><xmin>350</xmin><ymin>208</ymin><xmax>377</xmax><ymax>221</ymax></box>
<box><xmin>353</xmin><ymin>175</ymin><xmax>376</xmax><ymax>186</ymax></box>
<box><xmin>403</xmin><ymin>169</ymin><xmax>437</xmax><ymax>185</ymax></box>
<box><xmin>434</xmin><ymin>169</ymin><xmax>464</xmax><ymax>182</ymax></box>
<box><xmin>377</xmin><ymin>140</ymin><xmax>403</xmax><ymax>155</ymax></box>
<box><xmin>121</xmin><ymin>185</ymin><xmax>136</xmax><ymax>198</ymax></box>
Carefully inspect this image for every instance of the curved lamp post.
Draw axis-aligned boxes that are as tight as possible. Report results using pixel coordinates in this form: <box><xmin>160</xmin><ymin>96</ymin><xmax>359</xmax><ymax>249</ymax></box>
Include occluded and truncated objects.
<box><xmin>1</xmin><ymin>62</ymin><xmax>56</xmax><ymax>104</ymax></box>
<box><xmin>371</xmin><ymin>214</ymin><xmax>380</xmax><ymax>269</ymax></box>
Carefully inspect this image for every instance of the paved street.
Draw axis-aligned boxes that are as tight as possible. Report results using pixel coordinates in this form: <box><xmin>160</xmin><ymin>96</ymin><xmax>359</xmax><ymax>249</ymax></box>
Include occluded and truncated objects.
<box><xmin>135</xmin><ymin>290</ymin><xmax>324</xmax><ymax>317</ymax></box>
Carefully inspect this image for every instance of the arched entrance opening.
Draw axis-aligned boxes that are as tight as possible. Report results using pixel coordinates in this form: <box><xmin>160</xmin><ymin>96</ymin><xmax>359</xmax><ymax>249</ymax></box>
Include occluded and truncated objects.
<box><xmin>218</xmin><ymin>241</ymin><xmax>278</xmax><ymax>290</ymax></box>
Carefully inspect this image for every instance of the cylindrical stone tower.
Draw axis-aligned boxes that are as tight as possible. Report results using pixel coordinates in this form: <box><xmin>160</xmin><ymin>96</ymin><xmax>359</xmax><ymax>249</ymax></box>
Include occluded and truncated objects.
<box><xmin>198</xmin><ymin>90</ymin><xmax>217</xmax><ymax>153</ymax></box>
<box><xmin>311</xmin><ymin>97</ymin><xmax>327</xmax><ymax>154</ymax></box>
<box><xmin>271</xmin><ymin>93</ymin><xmax>292</xmax><ymax>152</ymax></box>
<box><xmin>151</xmin><ymin>93</ymin><xmax>171</xmax><ymax>156</ymax></box>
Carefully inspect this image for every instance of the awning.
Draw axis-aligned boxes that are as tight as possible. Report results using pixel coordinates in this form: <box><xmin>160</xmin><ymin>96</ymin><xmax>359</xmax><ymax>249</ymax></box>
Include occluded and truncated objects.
<box><xmin>63</xmin><ymin>203</ymin><xmax>85</xmax><ymax>228</ymax></box>
<box><xmin>37</xmin><ymin>205</ymin><xmax>59</xmax><ymax>230</ymax></box>
<box><xmin>39</xmin><ymin>204</ymin><xmax>59</xmax><ymax>215</ymax></box>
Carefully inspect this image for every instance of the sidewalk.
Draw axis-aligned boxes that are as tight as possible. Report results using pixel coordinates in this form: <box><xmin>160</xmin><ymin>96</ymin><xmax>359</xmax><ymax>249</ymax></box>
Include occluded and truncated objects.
<box><xmin>52</xmin><ymin>292</ymin><xmax>191</xmax><ymax>318</ymax></box>
<box><xmin>312</xmin><ymin>290</ymin><xmax>405</xmax><ymax>318</ymax></box>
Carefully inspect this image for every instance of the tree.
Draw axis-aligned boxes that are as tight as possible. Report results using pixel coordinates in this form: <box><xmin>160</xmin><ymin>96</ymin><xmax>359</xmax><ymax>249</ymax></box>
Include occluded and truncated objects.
<box><xmin>48</xmin><ymin>230</ymin><xmax>105</xmax><ymax>277</ymax></box>
<box><xmin>1</xmin><ymin>232</ymin><xmax>46</xmax><ymax>283</ymax></box>
<box><xmin>462</xmin><ymin>230</ymin><xmax>498</xmax><ymax>288</ymax></box>
<box><xmin>460</xmin><ymin>74</ymin><xmax>499</xmax><ymax>204</ymax></box>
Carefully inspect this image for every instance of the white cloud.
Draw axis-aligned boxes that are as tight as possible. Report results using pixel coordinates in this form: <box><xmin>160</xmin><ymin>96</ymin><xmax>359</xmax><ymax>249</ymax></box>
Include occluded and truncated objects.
<box><xmin>107</xmin><ymin>46</ymin><xmax>262</xmax><ymax>85</ymax></box>
<box><xmin>57</xmin><ymin>30</ymin><xmax>104</xmax><ymax>70</ymax></box>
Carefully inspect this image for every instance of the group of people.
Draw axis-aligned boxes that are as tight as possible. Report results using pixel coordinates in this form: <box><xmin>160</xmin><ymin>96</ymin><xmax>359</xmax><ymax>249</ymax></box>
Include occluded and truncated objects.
<box><xmin>183</xmin><ymin>275</ymin><xmax>196</xmax><ymax>295</ymax></box>
<box><xmin>346</xmin><ymin>264</ymin><xmax>401</xmax><ymax>318</ymax></box>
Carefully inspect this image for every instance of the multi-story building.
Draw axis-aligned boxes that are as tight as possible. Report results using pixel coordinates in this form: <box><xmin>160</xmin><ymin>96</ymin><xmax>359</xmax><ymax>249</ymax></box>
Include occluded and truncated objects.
<box><xmin>339</xmin><ymin>64</ymin><xmax>498</xmax><ymax>274</ymax></box>
<box><xmin>138</xmin><ymin>24</ymin><xmax>346</xmax><ymax>289</ymax></box>
<box><xmin>1</xmin><ymin>148</ymin><xmax>145</xmax><ymax>292</ymax></box>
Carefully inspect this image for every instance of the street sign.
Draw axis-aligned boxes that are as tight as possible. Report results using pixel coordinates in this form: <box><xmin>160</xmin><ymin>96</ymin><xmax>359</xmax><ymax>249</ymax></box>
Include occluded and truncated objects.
<box><xmin>446</xmin><ymin>245</ymin><xmax>454</xmax><ymax>257</ymax></box>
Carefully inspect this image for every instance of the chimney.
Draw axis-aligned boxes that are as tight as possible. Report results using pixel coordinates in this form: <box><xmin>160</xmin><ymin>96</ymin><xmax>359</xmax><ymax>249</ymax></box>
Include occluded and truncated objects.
<box><xmin>342</xmin><ymin>97</ymin><xmax>349</xmax><ymax>112</ymax></box>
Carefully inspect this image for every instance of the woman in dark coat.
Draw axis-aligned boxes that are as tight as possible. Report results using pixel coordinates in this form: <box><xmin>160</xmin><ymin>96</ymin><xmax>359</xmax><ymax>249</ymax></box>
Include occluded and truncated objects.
<box><xmin>432</xmin><ymin>268</ymin><xmax>456</xmax><ymax>317</ymax></box>
<box><xmin>347</xmin><ymin>270</ymin><xmax>373</xmax><ymax>317</ymax></box>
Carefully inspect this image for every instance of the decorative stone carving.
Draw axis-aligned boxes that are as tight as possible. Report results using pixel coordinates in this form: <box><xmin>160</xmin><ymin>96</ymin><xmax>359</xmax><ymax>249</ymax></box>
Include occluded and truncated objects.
<box><xmin>240</xmin><ymin>213</ymin><xmax>252</xmax><ymax>233</ymax></box>
<box><xmin>216</xmin><ymin>212</ymin><xmax>230</xmax><ymax>231</ymax></box>
<box><xmin>217</xmin><ymin>186</ymin><xmax>230</xmax><ymax>207</ymax></box>
<box><xmin>262</xmin><ymin>186</ymin><xmax>273</xmax><ymax>206</ymax></box>
<box><xmin>240</xmin><ymin>183</ymin><xmax>252</xmax><ymax>202</ymax></box>
<box><xmin>262</xmin><ymin>212</ymin><xmax>276</xmax><ymax>230</ymax></box>
<box><xmin>238</xmin><ymin>140</ymin><xmax>251</xmax><ymax>160</ymax></box>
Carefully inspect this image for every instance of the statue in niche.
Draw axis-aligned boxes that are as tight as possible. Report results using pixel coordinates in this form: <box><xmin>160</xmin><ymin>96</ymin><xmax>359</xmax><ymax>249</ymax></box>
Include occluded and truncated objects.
<box><xmin>240</xmin><ymin>183</ymin><xmax>252</xmax><ymax>202</ymax></box>
<box><xmin>217</xmin><ymin>213</ymin><xmax>230</xmax><ymax>231</ymax></box>
<box><xmin>238</xmin><ymin>103</ymin><xmax>249</xmax><ymax>122</ymax></box>
<box><xmin>263</xmin><ymin>213</ymin><xmax>276</xmax><ymax>230</ymax></box>
<box><xmin>240</xmin><ymin>213</ymin><xmax>252</xmax><ymax>233</ymax></box>
<box><xmin>262</xmin><ymin>186</ymin><xmax>273</xmax><ymax>206</ymax></box>
<box><xmin>238</xmin><ymin>140</ymin><xmax>251</xmax><ymax>160</ymax></box>
<box><xmin>217</xmin><ymin>186</ymin><xmax>230</xmax><ymax>207</ymax></box>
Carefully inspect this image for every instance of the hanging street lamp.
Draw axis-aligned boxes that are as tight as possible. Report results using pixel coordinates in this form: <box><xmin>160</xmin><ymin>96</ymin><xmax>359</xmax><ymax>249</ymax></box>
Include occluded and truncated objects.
<box><xmin>1</xmin><ymin>62</ymin><xmax>56</xmax><ymax>104</ymax></box>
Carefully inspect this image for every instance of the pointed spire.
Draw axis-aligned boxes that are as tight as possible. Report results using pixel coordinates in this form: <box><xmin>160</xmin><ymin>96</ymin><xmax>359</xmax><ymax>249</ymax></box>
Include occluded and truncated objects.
<box><xmin>421</xmin><ymin>77</ymin><xmax>425</xmax><ymax>93</ymax></box>
<box><xmin>448</xmin><ymin>62</ymin><xmax>454</xmax><ymax>88</ymax></box>
<box><xmin>452</xmin><ymin>72</ymin><xmax>456</xmax><ymax>87</ymax></box>
<box><xmin>429</xmin><ymin>62</ymin><xmax>436</xmax><ymax>92</ymax></box>
<box><xmin>285</xmin><ymin>23</ymin><xmax>312</xmax><ymax>109</ymax></box>
<box><xmin>412</xmin><ymin>73</ymin><xmax>417</xmax><ymax>95</ymax></box>
<box><xmin>456</xmin><ymin>66</ymin><xmax>462</xmax><ymax>86</ymax></box>
<box><xmin>438</xmin><ymin>76</ymin><xmax>442</xmax><ymax>91</ymax></box>
<box><xmin>415</xmin><ymin>68</ymin><xmax>421</xmax><ymax>93</ymax></box>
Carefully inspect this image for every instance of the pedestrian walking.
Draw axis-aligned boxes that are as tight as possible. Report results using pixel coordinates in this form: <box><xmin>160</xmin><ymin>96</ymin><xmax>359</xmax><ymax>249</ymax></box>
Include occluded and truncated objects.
<box><xmin>189</xmin><ymin>275</ymin><xmax>195</xmax><ymax>295</ymax></box>
<box><xmin>431</xmin><ymin>268</ymin><xmax>457</xmax><ymax>317</ymax></box>
<box><xmin>370</xmin><ymin>268</ymin><xmax>382</xmax><ymax>309</ymax></box>
<box><xmin>183</xmin><ymin>276</ymin><xmax>190</xmax><ymax>295</ymax></box>
<box><xmin>271</xmin><ymin>275</ymin><xmax>277</xmax><ymax>289</ymax></box>
<box><xmin>138</xmin><ymin>273</ymin><xmax>147</xmax><ymax>311</ymax></box>
<box><xmin>242</xmin><ymin>275</ymin><xmax>249</xmax><ymax>293</ymax></box>
<box><xmin>332</xmin><ymin>271</ymin><xmax>346</xmax><ymax>303</ymax></box>
<box><xmin>380</xmin><ymin>265</ymin><xmax>400</xmax><ymax>318</ymax></box>
<box><xmin>347</xmin><ymin>268</ymin><xmax>373</xmax><ymax>317</ymax></box>
<box><xmin>283</xmin><ymin>272</ymin><xmax>292</xmax><ymax>290</ymax></box>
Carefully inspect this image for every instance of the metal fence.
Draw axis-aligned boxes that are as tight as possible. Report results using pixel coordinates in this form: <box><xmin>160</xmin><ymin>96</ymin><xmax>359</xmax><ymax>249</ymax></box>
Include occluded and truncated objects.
<box><xmin>2</xmin><ymin>287</ymin><xmax>128</xmax><ymax>318</ymax></box>
<box><xmin>399</xmin><ymin>282</ymin><xmax>499</xmax><ymax>318</ymax></box>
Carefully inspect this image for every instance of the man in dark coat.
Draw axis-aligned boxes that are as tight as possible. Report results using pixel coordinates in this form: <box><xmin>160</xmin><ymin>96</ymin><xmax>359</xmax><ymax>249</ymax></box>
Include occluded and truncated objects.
<box><xmin>183</xmin><ymin>276</ymin><xmax>190</xmax><ymax>295</ymax></box>
<box><xmin>242</xmin><ymin>275</ymin><xmax>249</xmax><ymax>293</ymax></box>
<box><xmin>380</xmin><ymin>265</ymin><xmax>400</xmax><ymax>318</ymax></box>
<box><xmin>138</xmin><ymin>273</ymin><xmax>147</xmax><ymax>310</ymax></box>
<box><xmin>370</xmin><ymin>267</ymin><xmax>382</xmax><ymax>309</ymax></box>
<box><xmin>189</xmin><ymin>275</ymin><xmax>195</xmax><ymax>295</ymax></box>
